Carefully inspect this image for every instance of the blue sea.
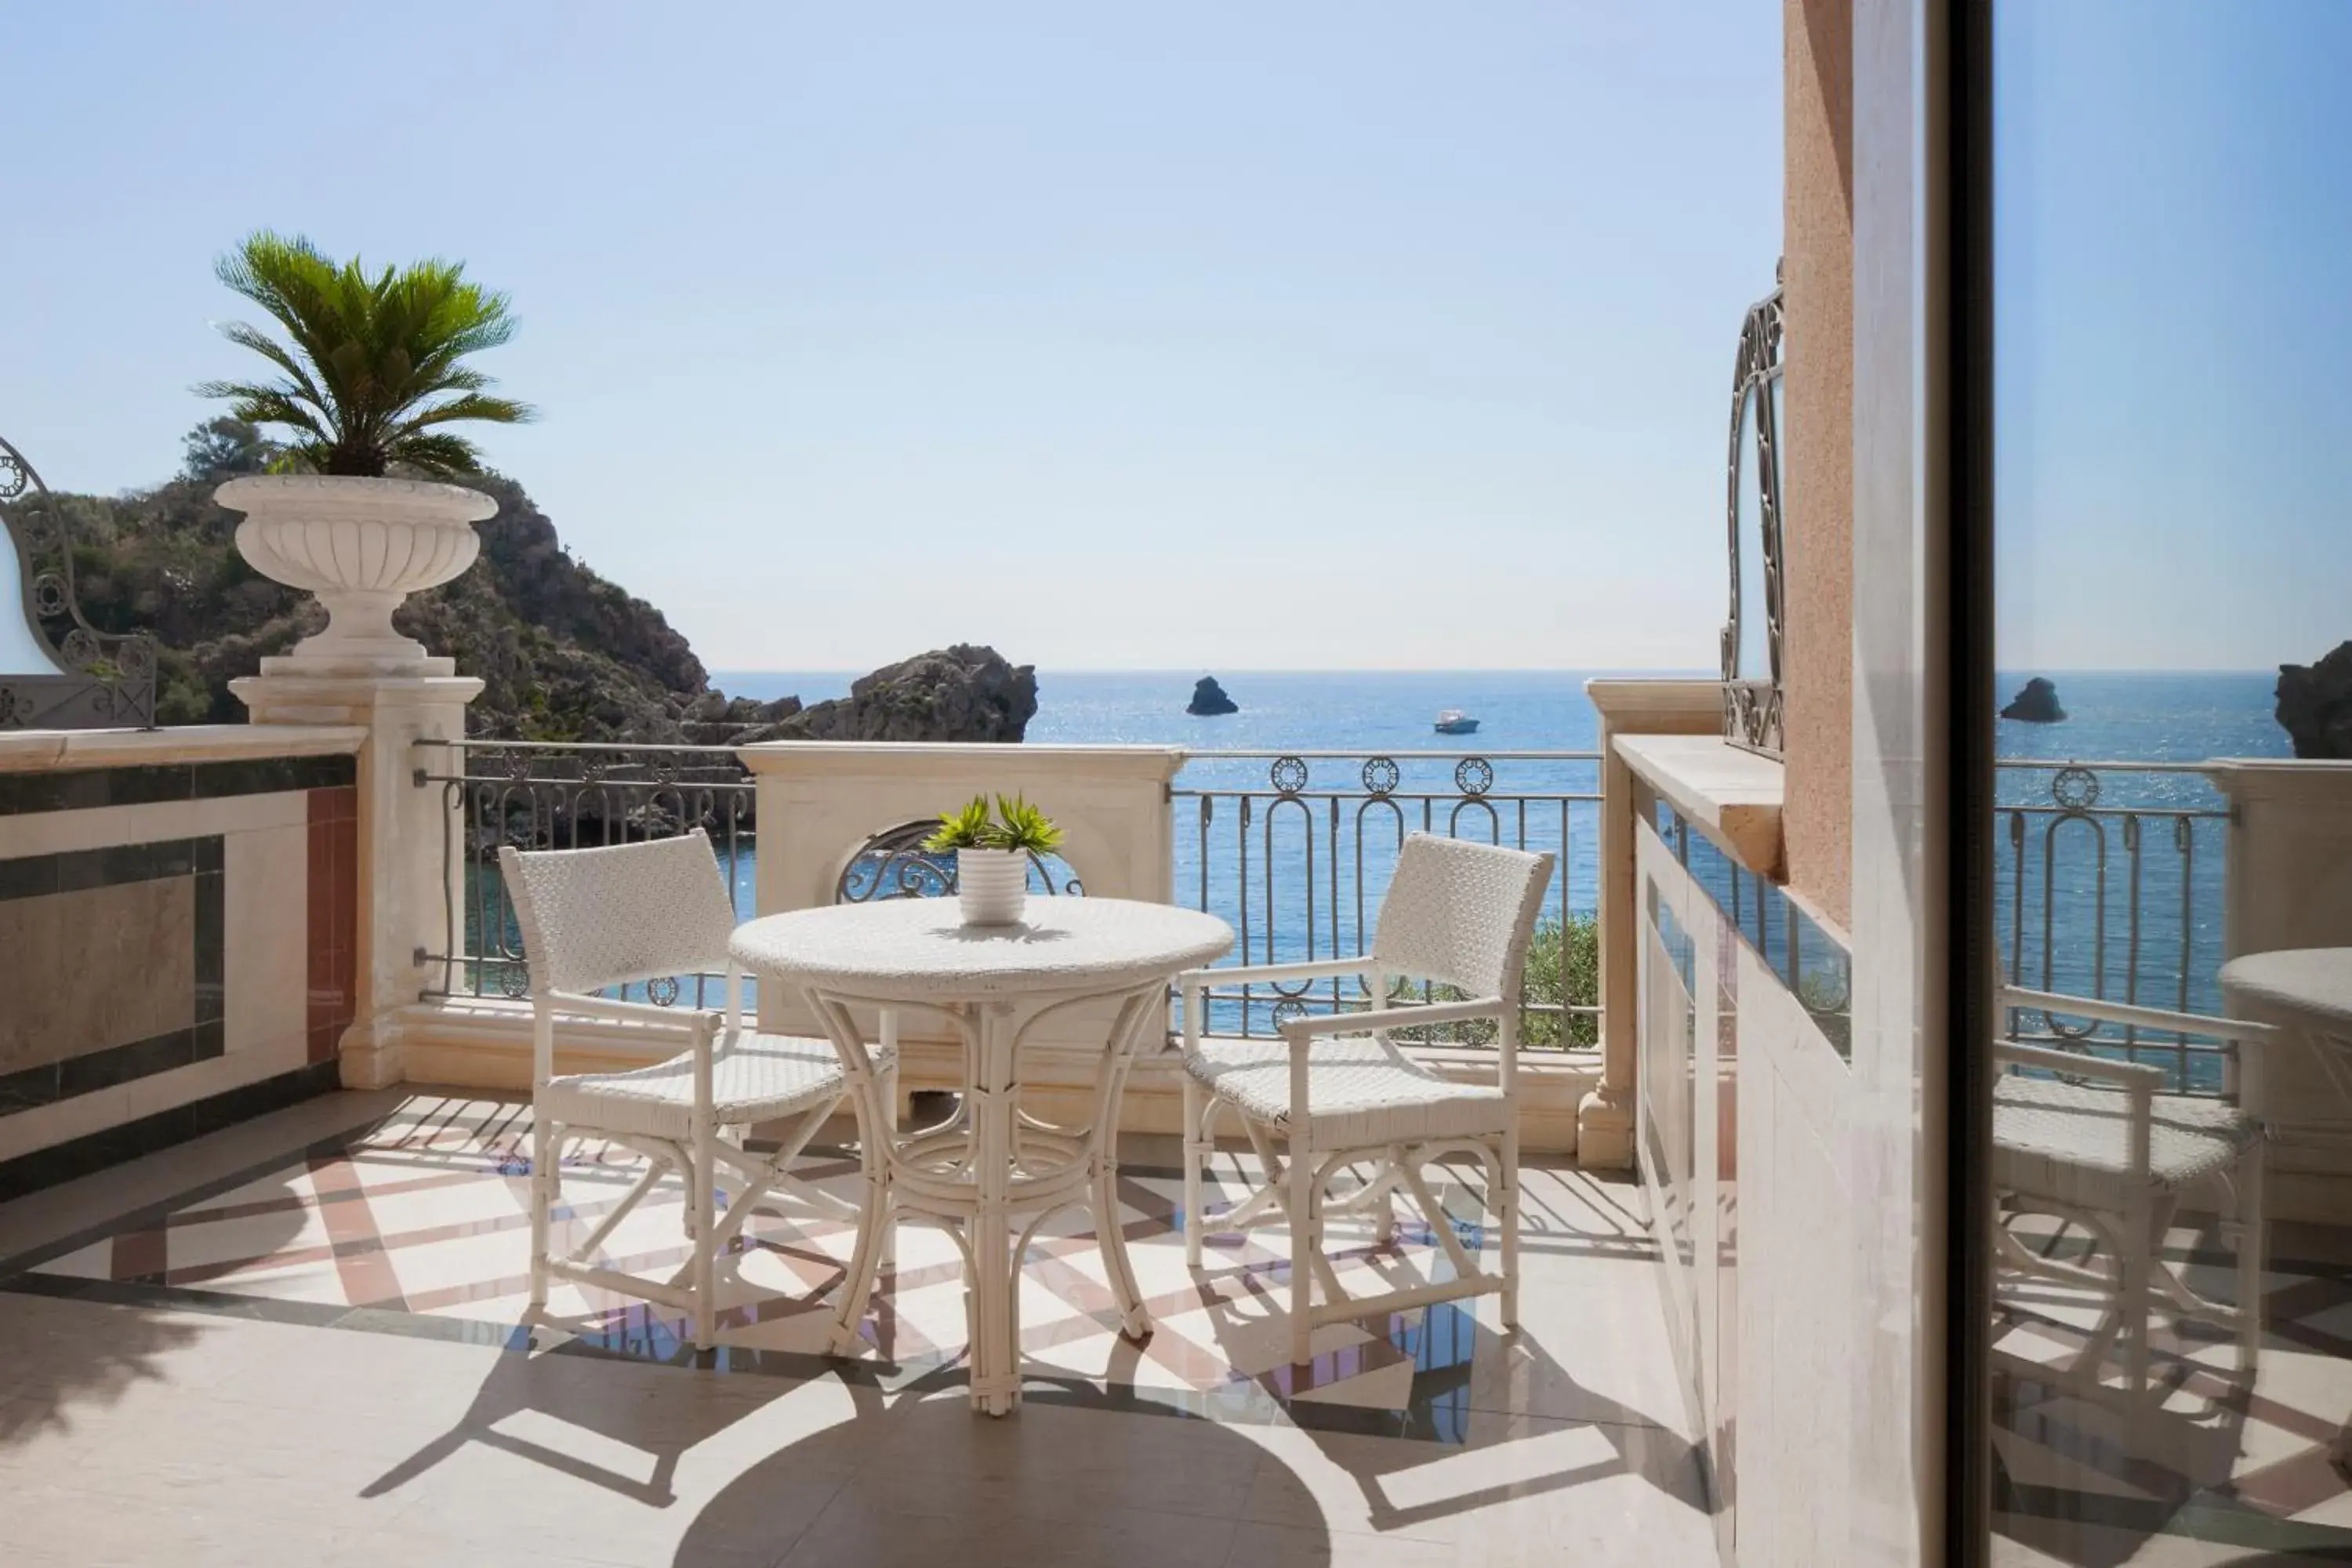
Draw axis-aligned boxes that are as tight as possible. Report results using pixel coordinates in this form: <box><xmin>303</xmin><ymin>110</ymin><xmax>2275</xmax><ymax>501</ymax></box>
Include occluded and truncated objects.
<box><xmin>710</xmin><ymin>667</ymin><xmax>2289</xmax><ymax>1027</ymax></box>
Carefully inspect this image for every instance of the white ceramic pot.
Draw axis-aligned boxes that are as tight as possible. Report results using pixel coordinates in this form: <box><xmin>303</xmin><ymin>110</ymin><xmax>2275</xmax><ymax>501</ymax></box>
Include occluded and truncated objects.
<box><xmin>216</xmin><ymin>474</ymin><xmax>498</xmax><ymax>668</ymax></box>
<box><xmin>956</xmin><ymin>848</ymin><xmax>1028</xmax><ymax>925</ymax></box>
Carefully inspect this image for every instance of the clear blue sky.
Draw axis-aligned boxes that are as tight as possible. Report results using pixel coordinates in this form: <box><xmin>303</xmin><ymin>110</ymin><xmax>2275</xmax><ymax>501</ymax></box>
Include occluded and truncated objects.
<box><xmin>2</xmin><ymin>2</ymin><xmax>1777</xmax><ymax>673</ymax></box>
<box><xmin>1994</xmin><ymin>1</ymin><xmax>2352</xmax><ymax>673</ymax></box>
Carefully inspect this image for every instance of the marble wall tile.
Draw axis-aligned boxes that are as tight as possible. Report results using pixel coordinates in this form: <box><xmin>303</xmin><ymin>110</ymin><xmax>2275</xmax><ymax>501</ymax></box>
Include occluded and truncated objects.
<box><xmin>123</xmin><ymin>1033</ymin><xmax>310</xmax><ymax>1121</ymax></box>
<box><xmin>0</xmin><ymin>1083</ymin><xmax>132</xmax><ymax>1165</ymax></box>
<box><xmin>0</xmin><ymin>789</ymin><xmax>307</xmax><ymax>863</ymax></box>
<box><xmin>306</xmin><ymin>787</ymin><xmax>358</xmax><ymax>1063</ymax></box>
<box><xmin>227</xmin><ymin>823</ymin><xmax>309</xmax><ymax>1075</ymax></box>
<box><xmin>0</xmin><ymin>876</ymin><xmax>198</xmax><ymax>1074</ymax></box>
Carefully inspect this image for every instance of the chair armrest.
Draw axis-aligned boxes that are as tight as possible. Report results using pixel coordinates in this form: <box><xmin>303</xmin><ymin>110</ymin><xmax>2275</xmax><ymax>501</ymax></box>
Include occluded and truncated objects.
<box><xmin>1278</xmin><ymin>995</ymin><xmax>1508</xmax><ymax>1044</ymax></box>
<box><xmin>2002</xmin><ymin>985</ymin><xmax>2278</xmax><ymax>1050</ymax></box>
<box><xmin>543</xmin><ymin>989</ymin><xmax>720</xmax><ymax>1036</ymax></box>
<box><xmin>1993</xmin><ymin>1037</ymin><xmax>2167</xmax><ymax>1091</ymax></box>
<box><xmin>1178</xmin><ymin>956</ymin><xmax>1375</xmax><ymax>990</ymax></box>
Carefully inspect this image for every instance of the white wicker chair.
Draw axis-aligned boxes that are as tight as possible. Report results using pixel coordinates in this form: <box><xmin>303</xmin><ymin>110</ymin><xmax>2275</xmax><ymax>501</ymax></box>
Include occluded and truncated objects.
<box><xmin>1177</xmin><ymin>833</ymin><xmax>1555</xmax><ymax>1367</ymax></box>
<box><xmin>499</xmin><ymin>829</ymin><xmax>895</xmax><ymax>1351</ymax></box>
<box><xmin>1992</xmin><ymin>982</ymin><xmax>2272</xmax><ymax>1404</ymax></box>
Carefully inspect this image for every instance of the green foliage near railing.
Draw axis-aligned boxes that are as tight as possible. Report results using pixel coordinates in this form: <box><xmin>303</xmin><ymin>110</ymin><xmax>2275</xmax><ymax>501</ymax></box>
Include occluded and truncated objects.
<box><xmin>1524</xmin><ymin>914</ymin><xmax>1600</xmax><ymax>1048</ymax></box>
<box><xmin>1388</xmin><ymin>913</ymin><xmax>1599</xmax><ymax>1051</ymax></box>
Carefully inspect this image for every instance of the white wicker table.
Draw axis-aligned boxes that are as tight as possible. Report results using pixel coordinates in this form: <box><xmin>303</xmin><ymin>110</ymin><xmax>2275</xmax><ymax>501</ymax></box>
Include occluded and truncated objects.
<box><xmin>2220</xmin><ymin>949</ymin><xmax>2352</xmax><ymax>1465</ymax></box>
<box><xmin>729</xmin><ymin>898</ymin><xmax>1232</xmax><ymax>1415</ymax></box>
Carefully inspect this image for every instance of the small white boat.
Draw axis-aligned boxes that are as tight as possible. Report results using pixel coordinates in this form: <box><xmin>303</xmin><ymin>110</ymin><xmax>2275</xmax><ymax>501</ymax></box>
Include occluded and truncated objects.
<box><xmin>1433</xmin><ymin>709</ymin><xmax>1480</xmax><ymax>735</ymax></box>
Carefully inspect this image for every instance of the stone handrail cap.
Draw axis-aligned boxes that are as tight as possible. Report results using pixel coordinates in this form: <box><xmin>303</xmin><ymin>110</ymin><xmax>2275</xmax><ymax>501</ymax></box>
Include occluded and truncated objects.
<box><xmin>0</xmin><ymin>722</ymin><xmax>368</xmax><ymax>775</ymax></box>
<box><xmin>1613</xmin><ymin>732</ymin><xmax>1786</xmax><ymax>881</ymax></box>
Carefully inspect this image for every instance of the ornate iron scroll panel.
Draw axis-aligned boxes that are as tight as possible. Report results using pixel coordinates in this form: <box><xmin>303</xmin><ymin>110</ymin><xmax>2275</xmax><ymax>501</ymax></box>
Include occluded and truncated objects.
<box><xmin>1174</xmin><ymin>751</ymin><xmax>1599</xmax><ymax>1048</ymax></box>
<box><xmin>834</xmin><ymin>818</ymin><xmax>1083</xmax><ymax>903</ymax></box>
<box><xmin>415</xmin><ymin>740</ymin><xmax>755</xmax><ymax>1004</ymax></box>
<box><xmin>0</xmin><ymin>434</ymin><xmax>158</xmax><ymax>730</ymax></box>
<box><xmin>1721</xmin><ymin>271</ymin><xmax>1786</xmax><ymax>760</ymax></box>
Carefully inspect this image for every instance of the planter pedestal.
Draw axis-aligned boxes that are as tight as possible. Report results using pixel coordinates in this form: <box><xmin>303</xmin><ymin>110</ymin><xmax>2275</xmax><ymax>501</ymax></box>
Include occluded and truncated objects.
<box><xmin>233</xmin><ymin>668</ymin><xmax>481</xmax><ymax>1089</ymax></box>
<box><xmin>217</xmin><ymin>474</ymin><xmax>498</xmax><ymax>675</ymax></box>
<box><xmin>218</xmin><ymin>474</ymin><xmax>498</xmax><ymax>1087</ymax></box>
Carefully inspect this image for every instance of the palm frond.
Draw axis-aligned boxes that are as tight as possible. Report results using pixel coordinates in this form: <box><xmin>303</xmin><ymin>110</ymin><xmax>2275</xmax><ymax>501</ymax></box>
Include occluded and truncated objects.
<box><xmin>382</xmin><ymin>431</ymin><xmax>488</xmax><ymax>479</ymax></box>
<box><xmin>391</xmin><ymin>394</ymin><xmax>538</xmax><ymax>437</ymax></box>
<box><xmin>196</xmin><ymin>230</ymin><xmax>534</xmax><ymax>477</ymax></box>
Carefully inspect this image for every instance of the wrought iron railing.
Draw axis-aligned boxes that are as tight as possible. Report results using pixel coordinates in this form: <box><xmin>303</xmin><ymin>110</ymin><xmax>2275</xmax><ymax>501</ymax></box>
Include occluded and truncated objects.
<box><xmin>1993</xmin><ymin>760</ymin><xmax>2232</xmax><ymax>1092</ymax></box>
<box><xmin>411</xmin><ymin>741</ymin><xmax>2227</xmax><ymax>1083</ymax></box>
<box><xmin>1172</xmin><ymin>751</ymin><xmax>1604</xmax><ymax>1050</ymax></box>
<box><xmin>415</xmin><ymin>738</ymin><xmax>755</xmax><ymax>1006</ymax></box>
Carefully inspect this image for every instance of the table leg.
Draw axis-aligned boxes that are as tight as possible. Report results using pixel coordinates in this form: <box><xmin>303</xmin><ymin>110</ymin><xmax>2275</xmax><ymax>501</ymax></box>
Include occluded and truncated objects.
<box><xmin>1091</xmin><ymin>985</ymin><xmax>1160</xmax><ymax>1341</ymax></box>
<box><xmin>968</xmin><ymin>1000</ymin><xmax>1021</xmax><ymax>1416</ymax></box>
<box><xmin>1094</xmin><ymin>1154</ymin><xmax>1151</xmax><ymax>1341</ymax></box>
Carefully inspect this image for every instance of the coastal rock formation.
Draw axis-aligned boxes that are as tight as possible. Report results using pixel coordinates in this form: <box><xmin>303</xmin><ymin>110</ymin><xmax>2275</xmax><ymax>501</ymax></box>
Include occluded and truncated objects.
<box><xmin>2000</xmin><ymin>677</ymin><xmax>2067</xmax><ymax>724</ymax></box>
<box><xmin>739</xmin><ymin>645</ymin><xmax>1037</xmax><ymax>744</ymax></box>
<box><xmin>2277</xmin><ymin>641</ymin><xmax>2352</xmax><ymax>759</ymax></box>
<box><xmin>38</xmin><ymin>426</ymin><xmax>1036</xmax><ymax>750</ymax></box>
<box><xmin>1187</xmin><ymin>676</ymin><xmax>1239</xmax><ymax>716</ymax></box>
<box><xmin>37</xmin><ymin>455</ymin><xmax>716</xmax><ymax>739</ymax></box>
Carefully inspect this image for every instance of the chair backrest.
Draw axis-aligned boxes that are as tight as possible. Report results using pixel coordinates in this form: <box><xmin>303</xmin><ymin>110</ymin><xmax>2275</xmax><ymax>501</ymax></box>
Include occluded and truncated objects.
<box><xmin>1370</xmin><ymin>833</ymin><xmax>1555</xmax><ymax>999</ymax></box>
<box><xmin>499</xmin><ymin>829</ymin><xmax>737</xmax><ymax>999</ymax></box>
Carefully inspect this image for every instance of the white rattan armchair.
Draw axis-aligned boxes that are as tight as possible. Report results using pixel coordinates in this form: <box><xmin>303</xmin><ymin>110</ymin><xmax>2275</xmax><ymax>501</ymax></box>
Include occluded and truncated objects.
<box><xmin>1993</xmin><ymin>982</ymin><xmax>2272</xmax><ymax>1404</ymax></box>
<box><xmin>499</xmin><ymin>829</ymin><xmax>895</xmax><ymax>1351</ymax></box>
<box><xmin>1177</xmin><ymin>833</ymin><xmax>1555</xmax><ymax>1367</ymax></box>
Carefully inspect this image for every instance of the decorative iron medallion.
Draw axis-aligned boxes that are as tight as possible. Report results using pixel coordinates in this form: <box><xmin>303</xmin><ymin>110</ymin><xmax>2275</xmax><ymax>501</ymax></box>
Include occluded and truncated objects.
<box><xmin>1360</xmin><ymin>756</ymin><xmax>1400</xmax><ymax>797</ymax></box>
<box><xmin>1454</xmin><ymin>757</ymin><xmax>1494</xmax><ymax>797</ymax></box>
<box><xmin>834</xmin><ymin>818</ymin><xmax>1084</xmax><ymax>905</ymax></box>
<box><xmin>2052</xmin><ymin>766</ymin><xmax>2100</xmax><ymax>812</ymax></box>
<box><xmin>1269</xmin><ymin>756</ymin><xmax>1309</xmax><ymax>795</ymax></box>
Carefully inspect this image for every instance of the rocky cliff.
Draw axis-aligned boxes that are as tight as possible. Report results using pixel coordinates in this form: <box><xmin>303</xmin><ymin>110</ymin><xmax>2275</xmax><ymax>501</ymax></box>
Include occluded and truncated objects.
<box><xmin>38</xmin><ymin>458</ymin><xmax>1031</xmax><ymax>746</ymax></box>
<box><xmin>2278</xmin><ymin>641</ymin><xmax>2352</xmax><ymax>759</ymax></box>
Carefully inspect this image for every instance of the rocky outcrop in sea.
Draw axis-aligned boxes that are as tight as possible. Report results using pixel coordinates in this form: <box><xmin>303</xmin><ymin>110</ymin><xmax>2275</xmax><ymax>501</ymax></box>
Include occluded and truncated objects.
<box><xmin>2000</xmin><ymin>677</ymin><xmax>2067</xmax><ymax>724</ymax></box>
<box><xmin>730</xmin><ymin>644</ymin><xmax>1037</xmax><ymax>745</ymax></box>
<box><xmin>2277</xmin><ymin>641</ymin><xmax>2352</xmax><ymax>759</ymax></box>
<box><xmin>1186</xmin><ymin>676</ymin><xmax>1239</xmax><ymax>716</ymax></box>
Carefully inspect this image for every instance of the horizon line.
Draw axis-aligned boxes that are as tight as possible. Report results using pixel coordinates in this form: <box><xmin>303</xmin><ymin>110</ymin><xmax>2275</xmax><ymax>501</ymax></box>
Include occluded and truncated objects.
<box><xmin>704</xmin><ymin>665</ymin><xmax>2288</xmax><ymax>678</ymax></box>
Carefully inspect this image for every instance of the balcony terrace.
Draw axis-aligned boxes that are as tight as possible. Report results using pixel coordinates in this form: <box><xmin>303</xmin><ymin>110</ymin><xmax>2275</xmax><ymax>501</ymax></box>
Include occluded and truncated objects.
<box><xmin>7</xmin><ymin>676</ymin><xmax>2334</xmax><ymax>1567</ymax></box>
<box><xmin>0</xmin><ymin>707</ymin><xmax>1735</xmax><ymax>1567</ymax></box>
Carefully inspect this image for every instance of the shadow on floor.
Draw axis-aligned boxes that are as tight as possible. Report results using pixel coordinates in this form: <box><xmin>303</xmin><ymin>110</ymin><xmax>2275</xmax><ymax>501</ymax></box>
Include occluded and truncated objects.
<box><xmin>670</xmin><ymin>1374</ymin><xmax>1330</xmax><ymax>1567</ymax></box>
<box><xmin>0</xmin><ymin>1154</ymin><xmax>321</xmax><ymax>1455</ymax></box>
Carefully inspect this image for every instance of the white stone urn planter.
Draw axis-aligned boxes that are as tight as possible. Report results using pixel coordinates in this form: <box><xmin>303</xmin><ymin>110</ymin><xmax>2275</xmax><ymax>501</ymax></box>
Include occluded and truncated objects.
<box><xmin>956</xmin><ymin>848</ymin><xmax>1029</xmax><ymax>925</ymax></box>
<box><xmin>216</xmin><ymin>475</ymin><xmax>498</xmax><ymax>670</ymax></box>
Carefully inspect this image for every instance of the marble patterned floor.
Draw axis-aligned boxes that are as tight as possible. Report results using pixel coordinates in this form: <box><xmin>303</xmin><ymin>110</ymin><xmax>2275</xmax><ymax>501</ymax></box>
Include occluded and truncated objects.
<box><xmin>0</xmin><ymin>1088</ymin><xmax>1715</xmax><ymax>1566</ymax></box>
<box><xmin>1991</xmin><ymin>1212</ymin><xmax>2352</xmax><ymax>1566</ymax></box>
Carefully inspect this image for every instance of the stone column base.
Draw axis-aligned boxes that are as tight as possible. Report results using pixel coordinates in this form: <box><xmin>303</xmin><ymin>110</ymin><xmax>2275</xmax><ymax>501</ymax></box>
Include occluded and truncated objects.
<box><xmin>234</xmin><ymin>663</ymin><xmax>482</xmax><ymax>1095</ymax></box>
<box><xmin>1576</xmin><ymin>1084</ymin><xmax>1636</xmax><ymax>1170</ymax></box>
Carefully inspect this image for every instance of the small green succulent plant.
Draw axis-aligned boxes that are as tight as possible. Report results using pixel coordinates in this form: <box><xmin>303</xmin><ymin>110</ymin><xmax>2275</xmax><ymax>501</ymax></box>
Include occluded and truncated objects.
<box><xmin>990</xmin><ymin>794</ymin><xmax>1064</xmax><ymax>855</ymax></box>
<box><xmin>924</xmin><ymin>797</ymin><xmax>999</xmax><ymax>852</ymax></box>
<box><xmin>921</xmin><ymin>794</ymin><xmax>1065</xmax><ymax>855</ymax></box>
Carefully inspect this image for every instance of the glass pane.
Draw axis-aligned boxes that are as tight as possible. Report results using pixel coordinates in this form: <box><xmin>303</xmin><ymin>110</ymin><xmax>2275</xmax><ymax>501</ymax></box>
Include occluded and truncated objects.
<box><xmin>0</xmin><ymin>526</ymin><xmax>61</xmax><ymax>673</ymax></box>
<box><xmin>1768</xmin><ymin>370</ymin><xmax>1788</xmax><ymax>634</ymax></box>
<box><xmin>1985</xmin><ymin>5</ymin><xmax>2352</xmax><ymax>1562</ymax></box>
<box><xmin>1733</xmin><ymin>386</ymin><xmax>1767</xmax><ymax>680</ymax></box>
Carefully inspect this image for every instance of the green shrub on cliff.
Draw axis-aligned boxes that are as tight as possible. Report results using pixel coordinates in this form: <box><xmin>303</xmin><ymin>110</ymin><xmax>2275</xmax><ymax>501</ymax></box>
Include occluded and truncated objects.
<box><xmin>38</xmin><ymin>429</ymin><xmax>707</xmax><ymax>735</ymax></box>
